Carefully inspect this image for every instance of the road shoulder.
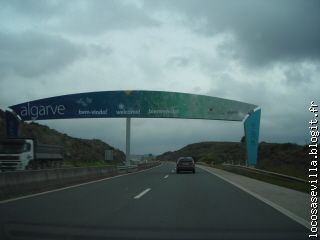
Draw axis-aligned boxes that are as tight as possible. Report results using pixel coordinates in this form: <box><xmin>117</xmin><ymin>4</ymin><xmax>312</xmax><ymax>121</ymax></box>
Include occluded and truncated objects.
<box><xmin>197</xmin><ymin>164</ymin><xmax>309</xmax><ymax>229</ymax></box>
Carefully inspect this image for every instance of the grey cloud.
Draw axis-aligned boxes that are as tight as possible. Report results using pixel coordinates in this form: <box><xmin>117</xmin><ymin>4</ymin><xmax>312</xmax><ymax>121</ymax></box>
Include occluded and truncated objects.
<box><xmin>86</xmin><ymin>44</ymin><xmax>113</xmax><ymax>57</ymax></box>
<box><xmin>216</xmin><ymin>40</ymin><xmax>238</xmax><ymax>60</ymax></box>
<box><xmin>0</xmin><ymin>31</ymin><xmax>83</xmax><ymax>78</ymax></box>
<box><xmin>284</xmin><ymin>66</ymin><xmax>312</xmax><ymax>85</ymax></box>
<box><xmin>0</xmin><ymin>0</ymin><xmax>67</xmax><ymax>19</ymax></box>
<box><xmin>166</xmin><ymin>56</ymin><xmax>191</xmax><ymax>67</ymax></box>
<box><xmin>0</xmin><ymin>0</ymin><xmax>317</xmax><ymax>153</ymax></box>
<box><xmin>60</xmin><ymin>0</ymin><xmax>159</xmax><ymax>35</ymax></box>
<box><xmin>145</xmin><ymin>0</ymin><xmax>320</xmax><ymax>66</ymax></box>
<box><xmin>1</xmin><ymin>0</ymin><xmax>159</xmax><ymax>35</ymax></box>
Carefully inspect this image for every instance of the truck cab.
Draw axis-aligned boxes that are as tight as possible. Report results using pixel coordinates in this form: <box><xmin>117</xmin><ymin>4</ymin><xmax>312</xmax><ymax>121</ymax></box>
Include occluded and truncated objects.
<box><xmin>0</xmin><ymin>138</ymin><xmax>34</xmax><ymax>171</ymax></box>
<box><xmin>0</xmin><ymin>138</ymin><xmax>63</xmax><ymax>171</ymax></box>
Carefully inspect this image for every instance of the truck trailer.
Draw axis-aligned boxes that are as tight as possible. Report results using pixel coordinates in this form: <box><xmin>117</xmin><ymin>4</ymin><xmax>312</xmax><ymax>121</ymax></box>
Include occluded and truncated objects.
<box><xmin>0</xmin><ymin>138</ymin><xmax>63</xmax><ymax>171</ymax></box>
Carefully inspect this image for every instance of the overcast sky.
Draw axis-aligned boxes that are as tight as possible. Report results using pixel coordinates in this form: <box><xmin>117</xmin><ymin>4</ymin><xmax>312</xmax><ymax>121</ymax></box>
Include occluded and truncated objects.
<box><xmin>0</xmin><ymin>0</ymin><xmax>319</xmax><ymax>154</ymax></box>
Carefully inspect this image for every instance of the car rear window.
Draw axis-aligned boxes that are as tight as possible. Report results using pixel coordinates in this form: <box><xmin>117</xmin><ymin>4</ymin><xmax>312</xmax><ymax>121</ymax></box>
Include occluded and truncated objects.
<box><xmin>178</xmin><ymin>158</ymin><xmax>193</xmax><ymax>163</ymax></box>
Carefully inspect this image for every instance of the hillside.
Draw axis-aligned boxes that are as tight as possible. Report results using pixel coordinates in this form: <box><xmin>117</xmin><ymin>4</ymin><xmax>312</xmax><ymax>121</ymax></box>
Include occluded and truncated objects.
<box><xmin>157</xmin><ymin>141</ymin><xmax>308</xmax><ymax>179</ymax></box>
<box><xmin>0</xmin><ymin>110</ymin><xmax>125</xmax><ymax>165</ymax></box>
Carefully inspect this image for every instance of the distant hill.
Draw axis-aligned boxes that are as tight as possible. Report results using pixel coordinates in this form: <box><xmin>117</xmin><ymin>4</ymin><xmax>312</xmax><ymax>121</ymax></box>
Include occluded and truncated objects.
<box><xmin>0</xmin><ymin>110</ymin><xmax>125</xmax><ymax>164</ymax></box>
<box><xmin>157</xmin><ymin>141</ymin><xmax>308</xmax><ymax>179</ymax></box>
<box><xmin>158</xmin><ymin>141</ymin><xmax>246</xmax><ymax>163</ymax></box>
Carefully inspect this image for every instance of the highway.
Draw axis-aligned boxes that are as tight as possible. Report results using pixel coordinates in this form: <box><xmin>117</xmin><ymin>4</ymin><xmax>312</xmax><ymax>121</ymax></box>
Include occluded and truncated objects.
<box><xmin>0</xmin><ymin>162</ymin><xmax>309</xmax><ymax>240</ymax></box>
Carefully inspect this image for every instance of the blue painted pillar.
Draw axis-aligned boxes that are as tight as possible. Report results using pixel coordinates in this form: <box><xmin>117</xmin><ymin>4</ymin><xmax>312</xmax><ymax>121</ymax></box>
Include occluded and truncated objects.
<box><xmin>244</xmin><ymin>108</ymin><xmax>261</xmax><ymax>166</ymax></box>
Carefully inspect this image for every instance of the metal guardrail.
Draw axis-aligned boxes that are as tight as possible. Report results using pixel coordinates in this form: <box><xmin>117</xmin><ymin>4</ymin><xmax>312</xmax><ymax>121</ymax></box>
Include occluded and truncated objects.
<box><xmin>197</xmin><ymin>162</ymin><xmax>308</xmax><ymax>183</ymax></box>
<box><xmin>117</xmin><ymin>161</ymin><xmax>161</xmax><ymax>173</ymax></box>
<box><xmin>222</xmin><ymin>164</ymin><xmax>308</xmax><ymax>183</ymax></box>
<box><xmin>117</xmin><ymin>165</ymin><xmax>138</xmax><ymax>173</ymax></box>
<box><xmin>0</xmin><ymin>161</ymin><xmax>161</xmax><ymax>200</ymax></box>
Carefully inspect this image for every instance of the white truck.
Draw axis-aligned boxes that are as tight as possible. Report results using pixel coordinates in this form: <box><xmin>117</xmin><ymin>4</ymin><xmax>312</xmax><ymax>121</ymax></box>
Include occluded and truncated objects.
<box><xmin>0</xmin><ymin>138</ymin><xmax>63</xmax><ymax>171</ymax></box>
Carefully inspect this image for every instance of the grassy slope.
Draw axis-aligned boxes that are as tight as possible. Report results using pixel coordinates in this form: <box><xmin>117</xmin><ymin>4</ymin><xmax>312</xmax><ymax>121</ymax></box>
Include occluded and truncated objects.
<box><xmin>0</xmin><ymin>110</ymin><xmax>125</xmax><ymax>166</ymax></box>
<box><xmin>157</xmin><ymin>141</ymin><xmax>308</xmax><ymax>180</ymax></box>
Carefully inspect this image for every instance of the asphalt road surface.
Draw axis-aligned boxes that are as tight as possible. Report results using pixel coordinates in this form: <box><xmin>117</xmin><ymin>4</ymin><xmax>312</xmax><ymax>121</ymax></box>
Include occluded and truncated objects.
<box><xmin>0</xmin><ymin>162</ymin><xmax>309</xmax><ymax>240</ymax></box>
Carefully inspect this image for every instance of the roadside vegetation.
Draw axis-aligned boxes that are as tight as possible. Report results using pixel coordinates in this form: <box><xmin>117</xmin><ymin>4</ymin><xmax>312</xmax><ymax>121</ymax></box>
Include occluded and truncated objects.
<box><xmin>0</xmin><ymin>109</ymin><xmax>125</xmax><ymax>166</ymax></box>
<box><xmin>157</xmin><ymin>140</ymin><xmax>308</xmax><ymax>191</ymax></box>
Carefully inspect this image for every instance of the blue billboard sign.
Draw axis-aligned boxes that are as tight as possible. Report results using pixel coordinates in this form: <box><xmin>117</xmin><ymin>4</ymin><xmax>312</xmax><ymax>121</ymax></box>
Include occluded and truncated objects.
<box><xmin>8</xmin><ymin>90</ymin><xmax>261</xmax><ymax>166</ymax></box>
<box><xmin>9</xmin><ymin>90</ymin><xmax>257</xmax><ymax>121</ymax></box>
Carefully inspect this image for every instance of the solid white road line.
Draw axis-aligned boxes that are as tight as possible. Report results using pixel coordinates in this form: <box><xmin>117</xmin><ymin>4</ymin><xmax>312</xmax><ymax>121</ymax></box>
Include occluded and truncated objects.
<box><xmin>164</xmin><ymin>175</ymin><xmax>169</xmax><ymax>179</ymax></box>
<box><xmin>0</xmin><ymin>164</ymin><xmax>162</xmax><ymax>204</ymax></box>
<box><xmin>198</xmin><ymin>165</ymin><xmax>309</xmax><ymax>229</ymax></box>
<box><xmin>134</xmin><ymin>188</ymin><xmax>151</xmax><ymax>199</ymax></box>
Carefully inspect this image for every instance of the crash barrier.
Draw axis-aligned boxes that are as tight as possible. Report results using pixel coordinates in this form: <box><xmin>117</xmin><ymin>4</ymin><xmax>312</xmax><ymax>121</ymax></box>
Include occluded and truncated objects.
<box><xmin>117</xmin><ymin>161</ymin><xmax>161</xmax><ymax>173</ymax></box>
<box><xmin>0</xmin><ymin>161</ymin><xmax>161</xmax><ymax>200</ymax></box>
<box><xmin>117</xmin><ymin>165</ymin><xmax>138</xmax><ymax>173</ymax></box>
<box><xmin>197</xmin><ymin>162</ymin><xmax>308</xmax><ymax>192</ymax></box>
<box><xmin>221</xmin><ymin>163</ymin><xmax>308</xmax><ymax>183</ymax></box>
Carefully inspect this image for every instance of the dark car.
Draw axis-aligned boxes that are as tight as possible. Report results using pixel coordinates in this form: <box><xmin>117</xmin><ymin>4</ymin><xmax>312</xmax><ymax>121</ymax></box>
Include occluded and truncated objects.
<box><xmin>176</xmin><ymin>157</ymin><xmax>195</xmax><ymax>174</ymax></box>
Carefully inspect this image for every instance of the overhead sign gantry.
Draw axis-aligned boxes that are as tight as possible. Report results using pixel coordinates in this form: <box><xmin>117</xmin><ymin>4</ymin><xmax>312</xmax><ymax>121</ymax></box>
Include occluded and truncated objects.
<box><xmin>7</xmin><ymin>90</ymin><xmax>261</xmax><ymax>166</ymax></box>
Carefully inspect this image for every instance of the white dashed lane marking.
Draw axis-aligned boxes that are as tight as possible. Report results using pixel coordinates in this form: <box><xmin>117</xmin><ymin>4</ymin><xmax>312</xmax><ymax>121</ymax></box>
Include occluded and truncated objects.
<box><xmin>134</xmin><ymin>188</ymin><xmax>151</xmax><ymax>199</ymax></box>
